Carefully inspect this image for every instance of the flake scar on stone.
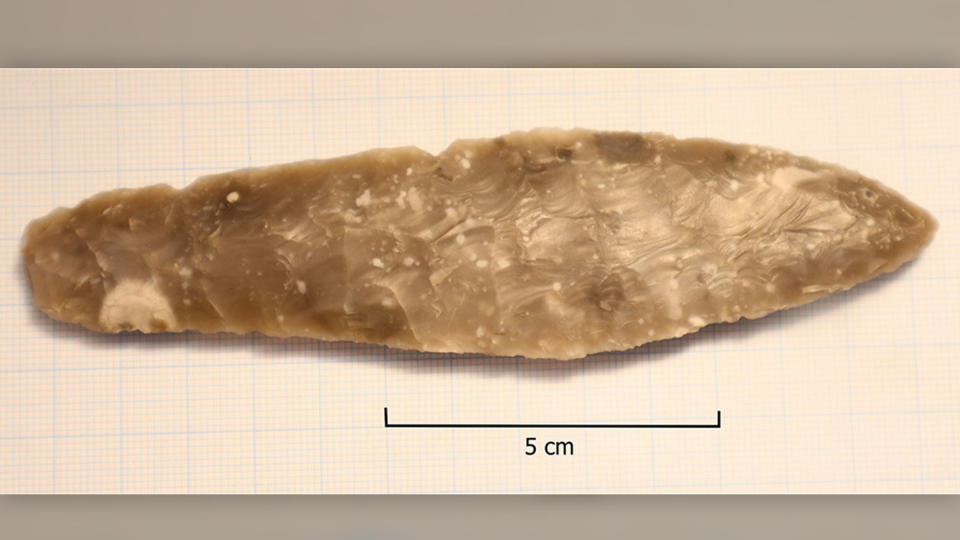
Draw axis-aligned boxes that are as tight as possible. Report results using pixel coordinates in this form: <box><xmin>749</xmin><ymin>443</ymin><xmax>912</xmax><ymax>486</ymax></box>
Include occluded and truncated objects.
<box><xmin>22</xmin><ymin>129</ymin><xmax>937</xmax><ymax>360</ymax></box>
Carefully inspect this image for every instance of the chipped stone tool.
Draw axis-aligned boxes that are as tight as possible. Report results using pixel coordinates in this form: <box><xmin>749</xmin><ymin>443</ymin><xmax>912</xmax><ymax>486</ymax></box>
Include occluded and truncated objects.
<box><xmin>22</xmin><ymin>129</ymin><xmax>936</xmax><ymax>359</ymax></box>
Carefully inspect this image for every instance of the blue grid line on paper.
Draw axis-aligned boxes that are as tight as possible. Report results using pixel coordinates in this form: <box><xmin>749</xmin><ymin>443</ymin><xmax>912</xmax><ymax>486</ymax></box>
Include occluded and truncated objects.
<box><xmin>46</xmin><ymin>69</ymin><xmax>56</xmax><ymax>492</ymax></box>
<box><xmin>310</xmin><ymin>67</ymin><xmax>324</xmax><ymax>493</ymax></box>
<box><xmin>178</xmin><ymin>67</ymin><xmax>192</xmax><ymax>493</ymax></box>
<box><xmin>899</xmin><ymin>70</ymin><xmax>927</xmax><ymax>492</ymax></box>
<box><xmin>113</xmin><ymin>68</ymin><xmax>124</xmax><ymax>493</ymax></box>
<box><xmin>834</xmin><ymin>69</ymin><xmax>860</xmax><ymax>492</ymax></box>
<box><xmin>4</xmin><ymin>77</ymin><xmax>960</xmax><ymax>112</ymax></box>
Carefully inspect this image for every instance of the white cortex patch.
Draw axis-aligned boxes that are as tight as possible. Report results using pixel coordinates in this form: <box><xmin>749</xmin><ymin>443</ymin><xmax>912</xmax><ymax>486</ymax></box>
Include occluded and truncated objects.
<box><xmin>98</xmin><ymin>279</ymin><xmax>177</xmax><ymax>332</ymax></box>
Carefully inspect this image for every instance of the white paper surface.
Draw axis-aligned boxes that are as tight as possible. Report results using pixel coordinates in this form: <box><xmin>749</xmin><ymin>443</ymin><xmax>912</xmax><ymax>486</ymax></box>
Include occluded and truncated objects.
<box><xmin>1</xmin><ymin>68</ymin><xmax>958</xmax><ymax>493</ymax></box>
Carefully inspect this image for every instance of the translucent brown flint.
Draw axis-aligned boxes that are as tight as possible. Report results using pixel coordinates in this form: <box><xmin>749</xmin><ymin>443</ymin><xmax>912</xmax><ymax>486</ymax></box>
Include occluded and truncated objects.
<box><xmin>22</xmin><ymin>129</ymin><xmax>937</xmax><ymax>360</ymax></box>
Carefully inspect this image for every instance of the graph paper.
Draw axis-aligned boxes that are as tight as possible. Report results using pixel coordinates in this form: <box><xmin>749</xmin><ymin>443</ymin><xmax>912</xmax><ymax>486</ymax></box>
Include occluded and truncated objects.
<box><xmin>0</xmin><ymin>68</ymin><xmax>957</xmax><ymax>493</ymax></box>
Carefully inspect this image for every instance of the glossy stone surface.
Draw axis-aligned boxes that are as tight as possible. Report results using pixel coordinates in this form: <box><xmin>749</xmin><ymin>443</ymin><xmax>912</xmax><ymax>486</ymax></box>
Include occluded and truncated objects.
<box><xmin>22</xmin><ymin>129</ymin><xmax>937</xmax><ymax>359</ymax></box>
